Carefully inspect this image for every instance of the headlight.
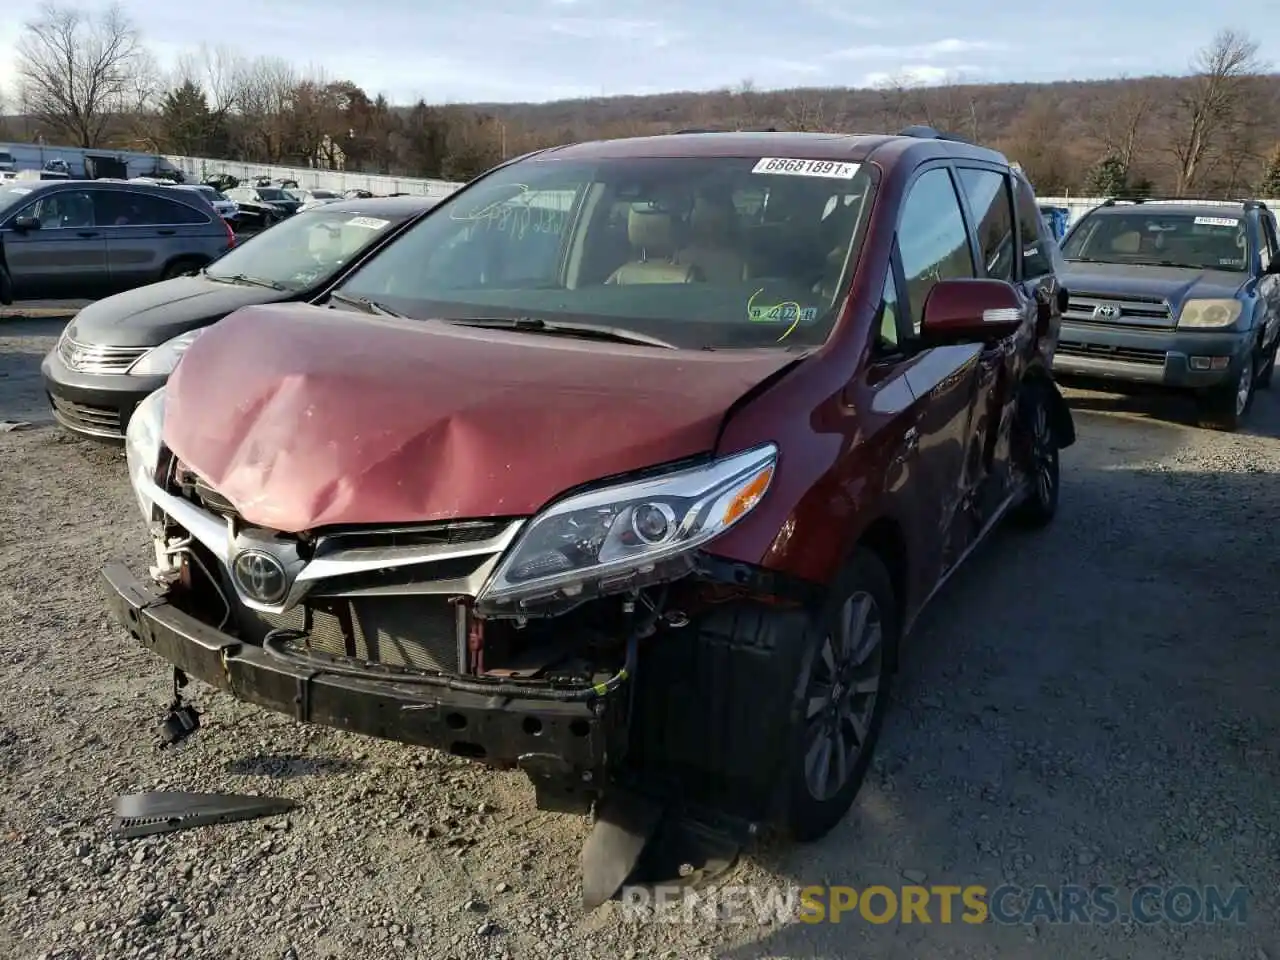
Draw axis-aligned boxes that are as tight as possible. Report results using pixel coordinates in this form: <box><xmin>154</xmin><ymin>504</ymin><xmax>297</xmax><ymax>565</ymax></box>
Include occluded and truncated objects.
<box><xmin>125</xmin><ymin>387</ymin><xmax>166</xmax><ymax>522</ymax></box>
<box><xmin>1177</xmin><ymin>299</ymin><xmax>1243</xmax><ymax>329</ymax></box>
<box><xmin>129</xmin><ymin>329</ymin><xmax>205</xmax><ymax>376</ymax></box>
<box><xmin>478</xmin><ymin>443</ymin><xmax>777</xmax><ymax>610</ymax></box>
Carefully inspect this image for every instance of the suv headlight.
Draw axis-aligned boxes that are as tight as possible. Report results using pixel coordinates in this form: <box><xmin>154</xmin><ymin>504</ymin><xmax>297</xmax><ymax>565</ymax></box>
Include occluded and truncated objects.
<box><xmin>478</xmin><ymin>443</ymin><xmax>777</xmax><ymax>610</ymax></box>
<box><xmin>129</xmin><ymin>329</ymin><xmax>205</xmax><ymax>376</ymax></box>
<box><xmin>125</xmin><ymin>387</ymin><xmax>166</xmax><ymax>521</ymax></box>
<box><xmin>1177</xmin><ymin>299</ymin><xmax>1243</xmax><ymax>329</ymax></box>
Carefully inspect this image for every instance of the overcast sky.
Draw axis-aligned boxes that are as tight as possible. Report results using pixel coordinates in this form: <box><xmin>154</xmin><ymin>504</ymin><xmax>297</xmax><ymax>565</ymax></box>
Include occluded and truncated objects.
<box><xmin>0</xmin><ymin>0</ymin><xmax>1273</xmax><ymax>105</ymax></box>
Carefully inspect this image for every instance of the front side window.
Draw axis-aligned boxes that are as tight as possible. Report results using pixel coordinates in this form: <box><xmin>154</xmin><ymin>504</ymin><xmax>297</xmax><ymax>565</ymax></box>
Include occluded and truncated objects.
<box><xmin>1013</xmin><ymin>177</ymin><xmax>1058</xmax><ymax>279</ymax></box>
<box><xmin>336</xmin><ymin>155</ymin><xmax>879</xmax><ymax>350</ymax></box>
<box><xmin>957</xmin><ymin>168</ymin><xmax>1015</xmax><ymax>282</ymax></box>
<box><xmin>897</xmin><ymin>167</ymin><xmax>976</xmax><ymax>333</ymax></box>
<box><xmin>205</xmin><ymin>207</ymin><xmax>408</xmax><ymax>290</ymax></box>
<box><xmin>1259</xmin><ymin>214</ymin><xmax>1278</xmax><ymax>272</ymax></box>
<box><xmin>27</xmin><ymin>190</ymin><xmax>95</xmax><ymax>229</ymax></box>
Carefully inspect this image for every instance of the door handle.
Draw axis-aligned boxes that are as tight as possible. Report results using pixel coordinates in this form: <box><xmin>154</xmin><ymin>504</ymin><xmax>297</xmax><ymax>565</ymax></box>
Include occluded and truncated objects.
<box><xmin>157</xmin><ymin>229</ymin><xmax>176</xmax><ymax>236</ymax></box>
<box><xmin>77</xmin><ymin>231</ymin><xmax>99</xmax><ymax>238</ymax></box>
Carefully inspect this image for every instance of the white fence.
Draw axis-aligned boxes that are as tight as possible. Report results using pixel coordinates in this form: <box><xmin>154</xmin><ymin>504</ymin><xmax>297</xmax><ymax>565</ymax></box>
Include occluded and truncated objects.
<box><xmin>154</xmin><ymin>158</ymin><xmax>1276</xmax><ymax>223</ymax></box>
<box><xmin>162</xmin><ymin>154</ymin><xmax>464</xmax><ymax>199</ymax></box>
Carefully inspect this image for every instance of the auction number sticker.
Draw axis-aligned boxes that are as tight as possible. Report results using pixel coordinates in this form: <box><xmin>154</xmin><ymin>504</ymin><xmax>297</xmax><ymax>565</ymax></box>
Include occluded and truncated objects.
<box><xmin>1194</xmin><ymin>216</ymin><xmax>1239</xmax><ymax>227</ymax></box>
<box><xmin>346</xmin><ymin>216</ymin><xmax>390</xmax><ymax>229</ymax></box>
<box><xmin>752</xmin><ymin>157</ymin><xmax>860</xmax><ymax>179</ymax></box>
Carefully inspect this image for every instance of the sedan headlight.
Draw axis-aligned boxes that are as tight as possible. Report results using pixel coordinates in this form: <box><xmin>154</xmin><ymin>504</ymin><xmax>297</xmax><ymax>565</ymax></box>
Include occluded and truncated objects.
<box><xmin>129</xmin><ymin>329</ymin><xmax>205</xmax><ymax>376</ymax></box>
<box><xmin>478</xmin><ymin>444</ymin><xmax>777</xmax><ymax>610</ymax></box>
<box><xmin>125</xmin><ymin>387</ymin><xmax>166</xmax><ymax>522</ymax></box>
<box><xmin>1177</xmin><ymin>299</ymin><xmax>1243</xmax><ymax>329</ymax></box>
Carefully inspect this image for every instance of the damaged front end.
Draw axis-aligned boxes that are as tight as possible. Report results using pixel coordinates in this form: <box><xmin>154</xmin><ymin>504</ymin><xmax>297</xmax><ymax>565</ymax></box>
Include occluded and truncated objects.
<box><xmin>109</xmin><ymin>387</ymin><xmax>799</xmax><ymax>903</ymax></box>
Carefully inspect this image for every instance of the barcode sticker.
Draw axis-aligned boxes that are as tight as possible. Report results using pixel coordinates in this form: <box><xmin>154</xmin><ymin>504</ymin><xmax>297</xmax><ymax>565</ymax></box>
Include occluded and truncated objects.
<box><xmin>752</xmin><ymin>158</ymin><xmax>860</xmax><ymax>179</ymax></box>
<box><xmin>346</xmin><ymin>216</ymin><xmax>390</xmax><ymax>229</ymax></box>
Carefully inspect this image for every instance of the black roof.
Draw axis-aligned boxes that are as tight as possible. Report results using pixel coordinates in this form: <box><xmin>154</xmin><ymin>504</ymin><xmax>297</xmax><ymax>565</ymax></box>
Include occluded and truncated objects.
<box><xmin>1089</xmin><ymin>201</ymin><xmax>1258</xmax><ymax>220</ymax></box>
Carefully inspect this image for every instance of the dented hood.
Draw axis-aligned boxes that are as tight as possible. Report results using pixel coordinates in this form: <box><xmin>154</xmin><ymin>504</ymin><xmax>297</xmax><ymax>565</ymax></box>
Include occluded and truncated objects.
<box><xmin>163</xmin><ymin>303</ymin><xmax>802</xmax><ymax>532</ymax></box>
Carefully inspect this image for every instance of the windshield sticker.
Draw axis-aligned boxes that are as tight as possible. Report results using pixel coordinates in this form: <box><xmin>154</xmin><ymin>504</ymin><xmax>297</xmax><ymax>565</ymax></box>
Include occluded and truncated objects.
<box><xmin>1194</xmin><ymin>216</ymin><xmax>1239</xmax><ymax>227</ymax></box>
<box><xmin>7</xmin><ymin>187</ymin><xmax>30</xmax><ymax>195</ymax></box>
<box><xmin>1220</xmin><ymin>257</ymin><xmax>1245</xmax><ymax>266</ymax></box>
<box><xmin>346</xmin><ymin>216</ymin><xmax>390</xmax><ymax>230</ymax></box>
<box><xmin>747</xmin><ymin>288</ymin><xmax>820</xmax><ymax>342</ymax></box>
<box><xmin>752</xmin><ymin>158</ymin><xmax>860</xmax><ymax>180</ymax></box>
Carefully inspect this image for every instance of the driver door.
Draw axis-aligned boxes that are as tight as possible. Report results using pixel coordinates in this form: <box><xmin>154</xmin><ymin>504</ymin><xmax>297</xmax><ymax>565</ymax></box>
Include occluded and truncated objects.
<box><xmin>2</xmin><ymin>189</ymin><xmax>107</xmax><ymax>298</ymax></box>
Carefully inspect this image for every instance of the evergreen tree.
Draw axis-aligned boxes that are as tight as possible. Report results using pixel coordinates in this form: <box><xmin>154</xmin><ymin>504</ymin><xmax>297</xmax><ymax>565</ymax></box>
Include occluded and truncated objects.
<box><xmin>1257</xmin><ymin>146</ymin><xmax>1280</xmax><ymax>198</ymax></box>
<box><xmin>1084</xmin><ymin>154</ymin><xmax>1128</xmax><ymax>197</ymax></box>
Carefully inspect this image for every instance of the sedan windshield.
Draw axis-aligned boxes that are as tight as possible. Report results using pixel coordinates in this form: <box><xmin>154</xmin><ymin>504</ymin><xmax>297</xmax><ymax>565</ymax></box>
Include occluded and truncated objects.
<box><xmin>335</xmin><ymin>155</ymin><xmax>877</xmax><ymax>350</ymax></box>
<box><xmin>1062</xmin><ymin>210</ymin><xmax>1249</xmax><ymax>271</ymax></box>
<box><xmin>256</xmin><ymin>188</ymin><xmax>288</xmax><ymax>200</ymax></box>
<box><xmin>204</xmin><ymin>207</ymin><xmax>405</xmax><ymax>290</ymax></box>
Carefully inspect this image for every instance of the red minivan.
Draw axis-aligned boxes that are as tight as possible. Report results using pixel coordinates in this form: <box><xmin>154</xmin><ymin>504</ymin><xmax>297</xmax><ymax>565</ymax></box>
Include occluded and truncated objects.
<box><xmin>106</xmin><ymin>127</ymin><xmax>1074</xmax><ymax>904</ymax></box>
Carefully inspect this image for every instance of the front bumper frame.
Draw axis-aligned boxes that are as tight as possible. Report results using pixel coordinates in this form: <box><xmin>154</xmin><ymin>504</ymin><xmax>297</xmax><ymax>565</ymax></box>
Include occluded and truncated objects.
<box><xmin>103</xmin><ymin>562</ymin><xmax>610</xmax><ymax>782</ymax></box>
<box><xmin>41</xmin><ymin>349</ymin><xmax>166</xmax><ymax>442</ymax></box>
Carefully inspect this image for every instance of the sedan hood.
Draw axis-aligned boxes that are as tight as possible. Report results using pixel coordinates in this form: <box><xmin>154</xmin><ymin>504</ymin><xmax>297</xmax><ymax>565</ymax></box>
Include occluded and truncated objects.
<box><xmin>163</xmin><ymin>303</ymin><xmax>803</xmax><ymax>532</ymax></box>
<box><xmin>67</xmin><ymin>275</ymin><xmax>292</xmax><ymax>347</ymax></box>
<box><xmin>1061</xmin><ymin>262</ymin><xmax>1247</xmax><ymax>308</ymax></box>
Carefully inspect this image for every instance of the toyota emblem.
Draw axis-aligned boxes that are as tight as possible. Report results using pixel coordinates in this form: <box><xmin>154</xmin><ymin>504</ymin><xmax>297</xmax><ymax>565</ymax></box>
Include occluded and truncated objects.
<box><xmin>232</xmin><ymin>549</ymin><xmax>288</xmax><ymax>604</ymax></box>
<box><xmin>1093</xmin><ymin>303</ymin><xmax>1121</xmax><ymax>320</ymax></box>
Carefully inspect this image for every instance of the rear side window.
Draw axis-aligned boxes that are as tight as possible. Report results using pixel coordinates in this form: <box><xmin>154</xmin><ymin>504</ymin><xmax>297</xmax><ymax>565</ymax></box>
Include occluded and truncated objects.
<box><xmin>1012</xmin><ymin>178</ymin><xmax>1055</xmax><ymax>279</ymax></box>
<box><xmin>957</xmin><ymin>168</ymin><xmax>1015</xmax><ymax>282</ymax></box>
<box><xmin>94</xmin><ymin>191</ymin><xmax>209</xmax><ymax>226</ymax></box>
<box><xmin>898</xmin><ymin>167</ymin><xmax>976</xmax><ymax>333</ymax></box>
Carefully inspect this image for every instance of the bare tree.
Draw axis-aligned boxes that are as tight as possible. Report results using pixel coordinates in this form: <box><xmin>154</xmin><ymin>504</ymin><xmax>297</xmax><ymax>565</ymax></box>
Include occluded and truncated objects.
<box><xmin>173</xmin><ymin>43</ymin><xmax>244</xmax><ymax>118</ymax></box>
<box><xmin>15</xmin><ymin>1</ymin><xmax>150</xmax><ymax>147</ymax></box>
<box><xmin>784</xmin><ymin>93</ymin><xmax>827</xmax><ymax>132</ymax></box>
<box><xmin>873</xmin><ymin>73</ymin><xmax>917</xmax><ymax>130</ymax></box>
<box><xmin>1170</xmin><ymin>29</ymin><xmax>1264</xmax><ymax>196</ymax></box>
<box><xmin>227</xmin><ymin>55</ymin><xmax>298</xmax><ymax>163</ymax></box>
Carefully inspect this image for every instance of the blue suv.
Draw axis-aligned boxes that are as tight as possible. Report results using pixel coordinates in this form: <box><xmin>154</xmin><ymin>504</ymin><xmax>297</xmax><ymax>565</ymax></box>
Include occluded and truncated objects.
<box><xmin>1053</xmin><ymin>198</ymin><xmax>1280</xmax><ymax>430</ymax></box>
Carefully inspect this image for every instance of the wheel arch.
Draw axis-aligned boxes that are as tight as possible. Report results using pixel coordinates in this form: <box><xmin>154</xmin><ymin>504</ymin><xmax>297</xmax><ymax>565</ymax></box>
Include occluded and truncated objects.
<box><xmin>853</xmin><ymin>515</ymin><xmax>908</xmax><ymax>670</ymax></box>
<box><xmin>1023</xmin><ymin>362</ymin><xmax>1075</xmax><ymax>449</ymax></box>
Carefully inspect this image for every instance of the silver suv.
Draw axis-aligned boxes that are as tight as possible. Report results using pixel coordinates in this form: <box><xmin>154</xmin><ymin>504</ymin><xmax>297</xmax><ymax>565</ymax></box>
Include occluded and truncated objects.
<box><xmin>0</xmin><ymin>179</ymin><xmax>234</xmax><ymax>302</ymax></box>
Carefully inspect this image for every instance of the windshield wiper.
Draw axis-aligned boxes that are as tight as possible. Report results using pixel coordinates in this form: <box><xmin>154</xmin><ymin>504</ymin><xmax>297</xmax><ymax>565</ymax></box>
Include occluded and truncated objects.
<box><xmin>328</xmin><ymin>290</ymin><xmax>405</xmax><ymax>317</ymax></box>
<box><xmin>447</xmin><ymin>317</ymin><xmax>677</xmax><ymax>349</ymax></box>
<box><xmin>205</xmin><ymin>271</ymin><xmax>286</xmax><ymax>290</ymax></box>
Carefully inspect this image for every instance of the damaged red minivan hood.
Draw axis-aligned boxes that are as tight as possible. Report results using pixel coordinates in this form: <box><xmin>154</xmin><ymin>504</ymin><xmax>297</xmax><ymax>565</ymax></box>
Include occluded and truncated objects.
<box><xmin>163</xmin><ymin>303</ymin><xmax>803</xmax><ymax>532</ymax></box>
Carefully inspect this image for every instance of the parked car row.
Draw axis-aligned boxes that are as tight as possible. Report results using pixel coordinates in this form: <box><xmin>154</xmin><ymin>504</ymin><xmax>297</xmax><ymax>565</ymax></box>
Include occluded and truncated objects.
<box><xmin>46</xmin><ymin>127</ymin><xmax>1083</xmax><ymax>904</ymax></box>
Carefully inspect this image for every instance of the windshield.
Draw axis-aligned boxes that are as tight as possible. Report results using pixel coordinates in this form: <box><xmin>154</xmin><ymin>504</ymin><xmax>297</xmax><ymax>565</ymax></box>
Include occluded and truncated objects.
<box><xmin>205</xmin><ymin>207</ymin><xmax>405</xmax><ymax>290</ymax></box>
<box><xmin>312</xmin><ymin>190</ymin><xmax>338</xmax><ymax>199</ymax></box>
<box><xmin>335</xmin><ymin>155</ymin><xmax>877</xmax><ymax>350</ymax></box>
<box><xmin>256</xmin><ymin>187</ymin><xmax>288</xmax><ymax>200</ymax></box>
<box><xmin>0</xmin><ymin>185</ymin><xmax>34</xmax><ymax>216</ymax></box>
<box><xmin>1062</xmin><ymin>210</ymin><xmax>1249</xmax><ymax>271</ymax></box>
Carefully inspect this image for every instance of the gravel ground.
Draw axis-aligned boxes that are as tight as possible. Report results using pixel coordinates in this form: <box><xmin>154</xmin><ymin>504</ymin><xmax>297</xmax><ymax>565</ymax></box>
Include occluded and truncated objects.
<box><xmin>1</xmin><ymin>316</ymin><xmax>1277</xmax><ymax>959</ymax></box>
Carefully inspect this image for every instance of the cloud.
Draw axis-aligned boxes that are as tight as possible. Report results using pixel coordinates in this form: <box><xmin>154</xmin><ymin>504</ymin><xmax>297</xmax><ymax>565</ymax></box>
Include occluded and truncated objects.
<box><xmin>796</xmin><ymin>0</ymin><xmax>884</xmax><ymax>28</ymax></box>
<box><xmin>860</xmin><ymin>64</ymin><xmax>984</xmax><ymax>88</ymax></box>
<box><xmin>830</xmin><ymin>38</ymin><xmax>1005</xmax><ymax>61</ymax></box>
<box><xmin>547</xmin><ymin>17</ymin><xmax>682</xmax><ymax>47</ymax></box>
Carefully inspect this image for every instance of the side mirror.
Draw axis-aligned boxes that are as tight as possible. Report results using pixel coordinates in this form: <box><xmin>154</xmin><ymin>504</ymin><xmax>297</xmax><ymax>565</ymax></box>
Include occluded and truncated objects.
<box><xmin>11</xmin><ymin>215</ymin><xmax>40</xmax><ymax>231</ymax></box>
<box><xmin>920</xmin><ymin>278</ymin><xmax>1025</xmax><ymax>344</ymax></box>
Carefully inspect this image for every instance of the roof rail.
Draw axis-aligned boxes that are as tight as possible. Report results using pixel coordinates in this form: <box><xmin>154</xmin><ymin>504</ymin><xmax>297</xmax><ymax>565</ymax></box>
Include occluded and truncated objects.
<box><xmin>898</xmin><ymin>124</ymin><xmax>975</xmax><ymax>145</ymax></box>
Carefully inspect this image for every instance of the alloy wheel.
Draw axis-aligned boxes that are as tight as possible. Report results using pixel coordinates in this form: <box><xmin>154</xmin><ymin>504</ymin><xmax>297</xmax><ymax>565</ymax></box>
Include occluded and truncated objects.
<box><xmin>803</xmin><ymin>591</ymin><xmax>884</xmax><ymax>802</ymax></box>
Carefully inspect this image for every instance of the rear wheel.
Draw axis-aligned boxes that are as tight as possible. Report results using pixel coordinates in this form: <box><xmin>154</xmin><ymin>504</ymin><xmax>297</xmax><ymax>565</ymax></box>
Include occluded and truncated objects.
<box><xmin>1197</xmin><ymin>353</ymin><xmax>1255</xmax><ymax>432</ymax></box>
<box><xmin>781</xmin><ymin>548</ymin><xmax>897</xmax><ymax>842</ymax></box>
<box><xmin>1010</xmin><ymin>379</ymin><xmax>1060</xmax><ymax>528</ymax></box>
<box><xmin>0</xmin><ymin>263</ymin><xmax>12</xmax><ymax>305</ymax></box>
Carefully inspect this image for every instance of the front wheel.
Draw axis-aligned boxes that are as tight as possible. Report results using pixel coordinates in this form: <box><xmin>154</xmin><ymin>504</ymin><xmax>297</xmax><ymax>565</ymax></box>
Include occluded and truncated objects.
<box><xmin>781</xmin><ymin>548</ymin><xmax>898</xmax><ymax>842</ymax></box>
<box><xmin>1256</xmin><ymin>343</ymin><xmax>1276</xmax><ymax>389</ymax></box>
<box><xmin>1010</xmin><ymin>379</ymin><xmax>1060</xmax><ymax>528</ymax></box>
<box><xmin>1197</xmin><ymin>353</ymin><xmax>1255</xmax><ymax>432</ymax></box>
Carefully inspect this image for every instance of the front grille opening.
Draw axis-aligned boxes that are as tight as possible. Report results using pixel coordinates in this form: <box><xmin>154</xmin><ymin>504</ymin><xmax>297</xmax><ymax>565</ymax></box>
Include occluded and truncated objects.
<box><xmin>1057</xmin><ymin>341</ymin><xmax>1167</xmax><ymax>365</ymax></box>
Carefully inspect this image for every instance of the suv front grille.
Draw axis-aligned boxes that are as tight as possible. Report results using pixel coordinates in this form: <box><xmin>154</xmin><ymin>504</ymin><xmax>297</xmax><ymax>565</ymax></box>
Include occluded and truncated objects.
<box><xmin>1056</xmin><ymin>341</ymin><xmax>1167</xmax><ymax>365</ymax></box>
<box><xmin>1064</xmin><ymin>292</ymin><xmax>1174</xmax><ymax>328</ymax></box>
<box><xmin>58</xmin><ymin>336</ymin><xmax>150</xmax><ymax>374</ymax></box>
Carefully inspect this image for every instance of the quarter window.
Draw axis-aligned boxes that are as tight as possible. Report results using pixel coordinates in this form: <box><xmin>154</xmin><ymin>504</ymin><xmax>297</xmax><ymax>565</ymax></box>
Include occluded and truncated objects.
<box><xmin>898</xmin><ymin>168</ymin><xmax>976</xmax><ymax>333</ymax></box>
<box><xmin>957</xmin><ymin>169</ymin><xmax>1015</xmax><ymax>282</ymax></box>
<box><xmin>93</xmin><ymin>191</ymin><xmax>208</xmax><ymax>226</ymax></box>
<box><xmin>876</xmin><ymin>266</ymin><xmax>902</xmax><ymax>353</ymax></box>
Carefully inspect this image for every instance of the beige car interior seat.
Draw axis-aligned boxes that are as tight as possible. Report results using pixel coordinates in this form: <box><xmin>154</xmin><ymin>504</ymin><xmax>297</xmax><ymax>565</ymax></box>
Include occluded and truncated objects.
<box><xmin>677</xmin><ymin>195</ymin><xmax>748</xmax><ymax>283</ymax></box>
<box><xmin>1110</xmin><ymin>230</ymin><xmax>1141</xmax><ymax>254</ymax></box>
<box><xmin>605</xmin><ymin>207</ymin><xmax>700</xmax><ymax>284</ymax></box>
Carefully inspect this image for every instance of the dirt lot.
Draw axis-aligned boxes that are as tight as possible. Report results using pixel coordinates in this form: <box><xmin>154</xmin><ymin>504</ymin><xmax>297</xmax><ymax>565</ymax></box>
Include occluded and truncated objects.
<box><xmin>1</xmin><ymin>315</ymin><xmax>1277</xmax><ymax>960</ymax></box>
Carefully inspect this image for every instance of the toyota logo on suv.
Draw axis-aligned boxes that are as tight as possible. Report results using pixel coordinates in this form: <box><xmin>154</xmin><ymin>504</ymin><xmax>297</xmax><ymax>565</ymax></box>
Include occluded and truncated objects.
<box><xmin>1093</xmin><ymin>303</ymin><xmax>1121</xmax><ymax>320</ymax></box>
<box><xmin>232</xmin><ymin>549</ymin><xmax>288</xmax><ymax>604</ymax></box>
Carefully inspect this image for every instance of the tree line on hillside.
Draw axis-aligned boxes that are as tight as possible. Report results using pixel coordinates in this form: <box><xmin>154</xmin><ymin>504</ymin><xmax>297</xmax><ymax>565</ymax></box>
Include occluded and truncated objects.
<box><xmin>1</xmin><ymin>1</ymin><xmax>1278</xmax><ymax>197</ymax></box>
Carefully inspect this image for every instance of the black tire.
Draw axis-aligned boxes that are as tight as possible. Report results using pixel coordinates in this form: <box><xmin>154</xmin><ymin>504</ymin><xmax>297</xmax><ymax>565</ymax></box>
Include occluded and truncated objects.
<box><xmin>0</xmin><ymin>263</ymin><xmax>12</xmax><ymax>305</ymax></box>
<box><xmin>1196</xmin><ymin>353</ymin><xmax>1255</xmax><ymax>432</ymax></box>
<box><xmin>161</xmin><ymin>259</ymin><xmax>204</xmax><ymax>281</ymax></box>
<box><xmin>1256</xmin><ymin>343</ymin><xmax>1276</xmax><ymax>389</ymax></box>
<box><xmin>1009</xmin><ymin>379</ymin><xmax>1060</xmax><ymax>529</ymax></box>
<box><xmin>780</xmin><ymin>548</ymin><xmax>898</xmax><ymax>842</ymax></box>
